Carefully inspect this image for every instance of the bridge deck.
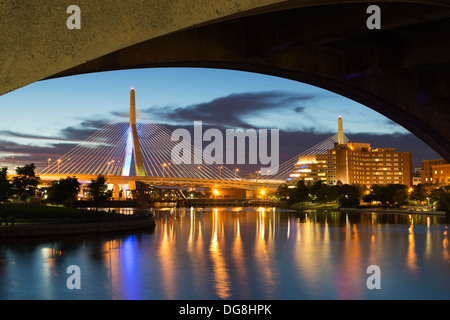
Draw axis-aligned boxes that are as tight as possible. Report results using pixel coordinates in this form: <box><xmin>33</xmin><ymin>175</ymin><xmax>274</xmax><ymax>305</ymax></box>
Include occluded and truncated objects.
<box><xmin>38</xmin><ymin>174</ymin><xmax>285</xmax><ymax>191</ymax></box>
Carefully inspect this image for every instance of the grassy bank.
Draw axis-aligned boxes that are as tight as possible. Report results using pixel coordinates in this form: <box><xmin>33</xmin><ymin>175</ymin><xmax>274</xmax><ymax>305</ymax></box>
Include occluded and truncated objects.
<box><xmin>290</xmin><ymin>202</ymin><xmax>339</xmax><ymax>211</ymax></box>
<box><xmin>0</xmin><ymin>203</ymin><xmax>119</xmax><ymax>219</ymax></box>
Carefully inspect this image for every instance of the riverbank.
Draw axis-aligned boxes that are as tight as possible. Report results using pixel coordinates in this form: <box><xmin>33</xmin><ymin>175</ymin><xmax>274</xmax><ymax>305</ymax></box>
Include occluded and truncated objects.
<box><xmin>0</xmin><ymin>203</ymin><xmax>155</xmax><ymax>239</ymax></box>
<box><xmin>339</xmin><ymin>206</ymin><xmax>447</xmax><ymax>215</ymax></box>
<box><xmin>290</xmin><ymin>202</ymin><xmax>339</xmax><ymax>211</ymax></box>
<box><xmin>285</xmin><ymin>202</ymin><xmax>447</xmax><ymax>216</ymax></box>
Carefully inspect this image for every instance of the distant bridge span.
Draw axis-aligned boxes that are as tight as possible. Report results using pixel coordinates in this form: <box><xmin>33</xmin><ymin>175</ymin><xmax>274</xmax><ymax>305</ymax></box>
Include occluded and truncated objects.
<box><xmin>38</xmin><ymin>174</ymin><xmax>285</xmax><ymax>192</ymax></box>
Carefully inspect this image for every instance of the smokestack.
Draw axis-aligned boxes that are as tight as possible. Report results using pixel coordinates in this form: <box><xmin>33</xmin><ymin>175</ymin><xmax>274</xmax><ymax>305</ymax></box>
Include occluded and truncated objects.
<box><xmin>130</xmin><ymin>88</ymin><xmax>136</xmax><ymax>125</ymax></box>
<box><xmin>338</xmin><ymin>115</ymin><xmax>344</xmax><ymax>144</ymax></box>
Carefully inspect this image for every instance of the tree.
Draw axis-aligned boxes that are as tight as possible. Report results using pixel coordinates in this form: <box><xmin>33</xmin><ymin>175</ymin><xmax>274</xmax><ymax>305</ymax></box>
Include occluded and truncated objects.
<box><xmin>0</xmin><ymin>167</ymin><xmax>11</xmax><ymax>202</ymax></box>
<box><xmin>366</xmin><ymin>184</ymin><xmax>408</xmax><ymax>207</ymax></box>
<box><xmin>48</xmin><ymin>176</ymin><xmax>80</xmax><ymax>207</ymax></box>
<box><xmin>409</xmin><ymin>183</ymin><xmax>432</xmax><ymax>203</ymax></box>
<box><xmin>275</xmin><ymin>183</ymin><xmax>290</xmax><ymax>200</ymax></box>
<box><xmin>392</xmin><ymin>186</ymin><xmax>409</xmax><ymax>206</ymax></box>
<box><xmin>430</xmin><ymin>185</ymin><xmax>450</xmax><ymax>213</ymax></box>
<box><xmin>86</xmin><ymin>175</ymin><xmax>111</xmax><ymax>209</ymax></box>
<box><xmin>338</xmin><ymin>184</ymin><xmax>361</xmax><ymax>208</ymax></box>
<box><xmin>312</xmin><ymin>181</ymin><xmax>341</xmax><ymax>203</ymax></box>
<box><xmin>287</xmin><ymin>180</ymin><xmax>309</xmax><ymax>205</ymax></box>
<box><xmin>12</xmin><ymin>163</ymin><xmax>41</xmax><ymax>201</ymax></box>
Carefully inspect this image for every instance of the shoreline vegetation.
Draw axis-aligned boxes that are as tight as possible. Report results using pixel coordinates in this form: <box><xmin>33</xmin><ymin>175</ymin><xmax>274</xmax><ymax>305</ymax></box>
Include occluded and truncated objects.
<box><xmin>287</xmin><ymin>201</ymin><xmax>446</xmax><ymax>215</ymax></box>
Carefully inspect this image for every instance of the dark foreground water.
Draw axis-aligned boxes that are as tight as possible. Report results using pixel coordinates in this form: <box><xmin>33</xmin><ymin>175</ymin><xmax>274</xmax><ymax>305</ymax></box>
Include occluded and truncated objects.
<box><xmin>0</xmin><ymin>207</ymin><xmax>449</xmax><ymax>300</ymax></box>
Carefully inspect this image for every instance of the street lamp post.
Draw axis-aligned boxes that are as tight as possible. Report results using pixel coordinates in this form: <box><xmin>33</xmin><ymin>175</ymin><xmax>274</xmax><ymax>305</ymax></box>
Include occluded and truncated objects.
<box><xmin>234</xmin><ymin>168</ymin><xmax>239</xmax><ymax>180</ymax></box>
<box><xmin>48</xmin><ymin>158</ymin><xmax>51</xmax><ymax>170</ymax></box>
<box><xmin>58</xmin><ymin>159</ymin><xmax>61</xmax><ymax>175</ymax></box>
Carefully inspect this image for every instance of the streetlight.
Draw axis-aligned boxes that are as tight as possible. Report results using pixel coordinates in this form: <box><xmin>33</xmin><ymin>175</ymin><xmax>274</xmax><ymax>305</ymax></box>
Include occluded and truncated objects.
<box><xmin>234</xmin><ymin>168</ymin><xmax>239</xmax><ymax>180</ymax></box>
<box><xmin>219</xmin><ymin>166</ymin><xmax>223</xmax><ymax>180</ymax></box>
<box><xmin>162</xmin><ymin>163</ymin><xmax>167</xmax><ymax>177</ymax></box>
<box><xmin>260</xmin><ymin>189</ymin><xmax>266</xmax><ymax>206</ymax></box>
<box><xmin>48</xmin><ymin>158</ymin><xmax>52</xmax><ymax>170</ymax></box>
<box><xmin>57</xmin><ymin>159</ymin><xmax>61</xmax><ymax>175</ymax></box>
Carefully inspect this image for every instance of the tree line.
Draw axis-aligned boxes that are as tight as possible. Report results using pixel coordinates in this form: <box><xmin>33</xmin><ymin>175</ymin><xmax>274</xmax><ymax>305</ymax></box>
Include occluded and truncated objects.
<box><xmin>0</xmin><ymin>164</ymin><xmax>110</xmax><ymax>207</ymax></box>
<box><xmin>276</xmin><ymin>179</ymin><xmax>450</xmax><ymax>212</ymax></box>
<box><xmin>0</xmin><ymin>164</ymin><xmax>188</xmax><ymax>209</ymax></box>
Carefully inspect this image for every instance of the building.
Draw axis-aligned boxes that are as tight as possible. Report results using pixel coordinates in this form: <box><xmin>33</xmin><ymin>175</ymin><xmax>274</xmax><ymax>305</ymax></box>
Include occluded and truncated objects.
<box><xmin>288</xmin><ymin>116</ymin><xmax>413</xmax><ymax>187</ymax></box>
<box><xmin>431</xmin><ymin>164</ymin><xmax>450</xmax><ymax>184</ymax></box>
<box><xmin>288</xmin><ymin>154</ymin><xmax>328</xmax><ymax>183</ymax></box>
<box><xmin>412</xmin><ymin>167</ymin><xmax>421</xmax><ymax>185</ymax></box>
<box><xmin>326</xmin><ymin>142</ymin><xmax>412</xmax><ymax>187</ymax></box>
<box><xmin>421</xmin><ymin>159</ymin><xmax>448</xmax><ymax>183</ymax></box>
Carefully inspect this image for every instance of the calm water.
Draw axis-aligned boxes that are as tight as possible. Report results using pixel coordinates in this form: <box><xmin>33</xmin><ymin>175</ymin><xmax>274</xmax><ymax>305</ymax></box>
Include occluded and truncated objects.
<box><xmin>0</xmin><ymin>207</ymin><xmax>449</xmax><ymax>300</ymax></box>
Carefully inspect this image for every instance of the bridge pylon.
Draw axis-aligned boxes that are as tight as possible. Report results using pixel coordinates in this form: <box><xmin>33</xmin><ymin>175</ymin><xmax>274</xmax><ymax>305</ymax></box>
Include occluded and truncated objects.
<box><xmin>123</xmin><ymin>88</ymin><xmax>146</xmax><ymax>177</ymax></box>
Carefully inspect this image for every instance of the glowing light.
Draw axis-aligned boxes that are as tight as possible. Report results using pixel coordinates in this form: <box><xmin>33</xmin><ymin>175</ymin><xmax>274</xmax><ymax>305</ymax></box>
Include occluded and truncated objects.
<box><xmin>122</xmin><ymin>128</ymin><xmax>133</xmax><ymax>176</ymax></box>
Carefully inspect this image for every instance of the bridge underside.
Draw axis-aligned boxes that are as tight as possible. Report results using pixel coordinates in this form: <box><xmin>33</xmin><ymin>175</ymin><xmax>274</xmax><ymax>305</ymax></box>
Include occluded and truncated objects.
<box><xmin>1</xmin><ymin>1</ymin><xmax>450</xmax><ymax>160</ymax></box>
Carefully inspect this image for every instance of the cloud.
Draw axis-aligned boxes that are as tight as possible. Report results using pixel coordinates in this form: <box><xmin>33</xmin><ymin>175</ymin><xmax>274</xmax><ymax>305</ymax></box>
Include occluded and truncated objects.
<box><xmin>0</xmin><ymin>130</ymin><xmax>65</xmax><ymax>141</ymax></box>
<box><xmin>144</xmin><ymin>91</ymin><xmax>317</xmax><ymax>128</ymax></box>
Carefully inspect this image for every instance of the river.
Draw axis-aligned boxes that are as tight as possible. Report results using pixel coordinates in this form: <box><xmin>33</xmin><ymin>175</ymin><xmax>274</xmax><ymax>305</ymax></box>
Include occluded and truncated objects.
<box><xmin>0</xmin><ymin>207</ymin><xmax>449</xmax><ymax>300</ymax></box>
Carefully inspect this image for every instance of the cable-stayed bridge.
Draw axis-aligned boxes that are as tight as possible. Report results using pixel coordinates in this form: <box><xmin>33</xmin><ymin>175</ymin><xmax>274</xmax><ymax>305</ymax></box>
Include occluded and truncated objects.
<box><xmin>39</xmin><ymin>89</ymin><xmax>346</xmax><ymax>197</ymax></box>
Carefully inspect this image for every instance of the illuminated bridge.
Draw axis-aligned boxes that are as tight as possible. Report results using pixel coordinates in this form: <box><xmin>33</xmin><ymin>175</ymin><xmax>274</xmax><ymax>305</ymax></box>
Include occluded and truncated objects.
<box><xmin>38</xmin><ymin>89</ymin><xmax>345</xmax><ymax>198</ymax></box>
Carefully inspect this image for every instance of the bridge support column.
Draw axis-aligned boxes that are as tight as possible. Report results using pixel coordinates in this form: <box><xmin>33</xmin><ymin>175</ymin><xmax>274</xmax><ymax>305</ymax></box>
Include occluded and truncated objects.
<box><xmin>113</xmin><ymin>184</ymin><xmax>121</xmax><ymax>200</ymax></box>
<box><xmin>246</xmin><ymin>190</ymin><xmax>254</xmax><ymax>199</ymax></box>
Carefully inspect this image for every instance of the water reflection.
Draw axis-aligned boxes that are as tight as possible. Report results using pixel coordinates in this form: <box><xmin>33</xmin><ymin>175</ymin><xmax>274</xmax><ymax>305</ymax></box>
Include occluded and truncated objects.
<box><xmin>0</xmin><ymin>208</ymin><xmax>449</xmax><ymax>299</ymax></box>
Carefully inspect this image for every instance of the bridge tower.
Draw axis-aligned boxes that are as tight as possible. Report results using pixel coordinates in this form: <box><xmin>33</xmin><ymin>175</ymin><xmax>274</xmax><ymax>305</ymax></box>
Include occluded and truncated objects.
<box><xmin>122</xmin><ymin>88</ymin><xmax>146</xmax><ymax>176</ymax></box>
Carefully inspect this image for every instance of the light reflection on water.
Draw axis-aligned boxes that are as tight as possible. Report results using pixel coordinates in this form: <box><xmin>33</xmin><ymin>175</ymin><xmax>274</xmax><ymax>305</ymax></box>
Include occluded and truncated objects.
<box><xmin>0</xmin><ymin>207</ymin><xmax>449</xmax><ymax>300</ymax></box>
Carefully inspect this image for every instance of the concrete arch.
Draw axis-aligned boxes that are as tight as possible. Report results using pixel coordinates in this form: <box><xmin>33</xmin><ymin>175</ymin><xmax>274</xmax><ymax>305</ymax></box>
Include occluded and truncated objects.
<box><xmin>1</xmin><ymin>0</ymin><xmax>450</xmax><ymax>160</ymax></box>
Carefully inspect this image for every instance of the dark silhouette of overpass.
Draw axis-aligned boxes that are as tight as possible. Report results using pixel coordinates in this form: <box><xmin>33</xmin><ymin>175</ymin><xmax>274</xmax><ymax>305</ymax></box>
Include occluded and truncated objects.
<box><xmin>1</xmin><ymin>1</ymin><xmax>449</xmax><ymax>160</ymax></box>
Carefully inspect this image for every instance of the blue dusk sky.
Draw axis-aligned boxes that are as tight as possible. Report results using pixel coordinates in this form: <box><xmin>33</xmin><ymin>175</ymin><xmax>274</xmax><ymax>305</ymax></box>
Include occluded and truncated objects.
<box><xmin>0</xmin><ymin>67</ymin><xmax>440</xmax><ymax>173</ymax></box>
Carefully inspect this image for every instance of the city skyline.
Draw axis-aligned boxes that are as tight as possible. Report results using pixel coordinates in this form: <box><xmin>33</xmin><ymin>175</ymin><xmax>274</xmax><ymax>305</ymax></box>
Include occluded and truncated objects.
<box><xmin>0</xmin><ymin>67</ymin><xmax>441</xmax><ymax>174</ymax></box>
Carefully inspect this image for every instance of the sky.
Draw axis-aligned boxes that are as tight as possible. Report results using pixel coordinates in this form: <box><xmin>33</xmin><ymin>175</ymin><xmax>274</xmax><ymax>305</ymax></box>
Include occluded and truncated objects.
<box><xmin>0</xmin><ymin>67</ymin><xmax>440</xmax><ymax>175</ymax></box>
